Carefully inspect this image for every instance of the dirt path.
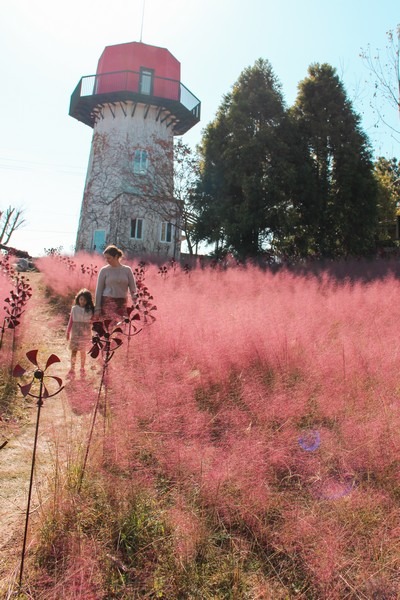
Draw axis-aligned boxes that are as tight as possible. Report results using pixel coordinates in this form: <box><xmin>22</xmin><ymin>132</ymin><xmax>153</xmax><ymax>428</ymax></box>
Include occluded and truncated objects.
<box><xmin>0</xmin><ymin>272</ymin><xmax>93</xmax><ymax>592</ymax></box>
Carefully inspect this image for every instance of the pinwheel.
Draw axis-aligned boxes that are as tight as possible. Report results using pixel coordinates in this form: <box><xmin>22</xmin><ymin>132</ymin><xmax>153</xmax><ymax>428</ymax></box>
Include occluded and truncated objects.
<box><xmin>61</xmin><ymin>257</ymin><xmax>76</xmax><ymax>271</ymax></box>
<box><xmin>133</xmin><ymin>261</ymin><xmax>147</xmax><ymax>286</ymax></box>
<box><xmin>4</xmin><ymin>291</ymin><xmax>24</xmax><ymax>327</ymax></box>
<box><xmin>80</xmin><ymin>263</ymin><xmax>98</xmax><ymax>287</ymax></box>
<box><xmin>119</xmin><ymin>305</ymin><xmax>142</xmax><ymax>337</ymax></box>
<box><xmin>79</xmin><ymin>321</ymin><xmax>123</xmax><ymax>492</ymax></box>
<box><xmin>13</xmin><ymin>349</ymin><xmax>64</xmax><ymax>401</ymax></box>
<box><xmin>140</xmin><ymin>298</ymin><xmax>157</xmax><ymax>325</ymax></box>
<box><xmin>89</xmin><ymin>320</ymin><xmax>123</xmax><ymax>362</ymax></box>
<box><xmin>12</xmin><ymin>350</ymin><xmax>64</xmax><ymax>588</ymax></box>
<box><xmin>169</xmin><ymin>257</ymin><xmax>178</xmax><ymax>272</ymax></box>
<box><xmin>0</xmin><ymin>305</ymin><xmax>22</xmax><ymax>350</ymax></box>
<box><xmin>14</xmin><ymin>275</ymin><xmax>32</xmax><ymax>300</ymax></box>
<box><xmin>136</xmin><ymin>284</ymin><xmax>157</xmax><ymax>325</ymax></box>
<box><xmin>158</xmin><ymin>265</ymin><xmax>168</xmax><ymax>278</ymax></box>
<box><xmin>0</xmin><ymin>279</ymin><xmax>33</xmax><ymax>350</ymax></box>
<box><xmin>80</xmin><ymin>263</ymin><xmax>98</xmax><ymax>276</ymax></box>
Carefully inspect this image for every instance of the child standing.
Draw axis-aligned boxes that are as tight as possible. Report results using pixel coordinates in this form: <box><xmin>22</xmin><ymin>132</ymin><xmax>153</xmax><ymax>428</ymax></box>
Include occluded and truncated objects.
<box><xmin>66</xmin><ymin>289</ymin><xmax>94</xmax><ymax>377</ymax></box>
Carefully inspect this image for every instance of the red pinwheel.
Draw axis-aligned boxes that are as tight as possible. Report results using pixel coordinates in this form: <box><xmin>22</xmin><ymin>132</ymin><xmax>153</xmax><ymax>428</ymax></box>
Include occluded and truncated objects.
<box><xmin>13</xmin><ymin>349</ymin><xmax>64</xmax><ymax>588</ymax></box>
<box><xmin>0</xmin><ymin>278</ymin><xmax>33</xmax><ymax>350</ymax></box>
<box><xmin>89</xmin><ymin>320</ymin><xmax>123</xmax><ymax>361</ymax></box>
<box><xmin>158</xmin><ymin>265</ymin><xmax>168</xmax><ymax>278</ymax></box>
<box><xmin>4</xmin><ymin>291</ymin><xmax>24</xmax><ymax>329</ymax></box>
<box><xmin>119</xmin><ymin>305</ymin><xmax>142</xmax><ymax>337</ymax></box>
<box><xmin>13</xmin><ymin>349</ymin><xmax>64</xmax><ymax>401</ymax></box>
<box><xmin>80</xmin><ymin>263</ymin><xmax>98</xmax><ymax>276</ymax></box>
<box><xmin>141</xmin><ymin>299</ymin><xmax>157</xmax><ymax>325</ymax></box>
<box><xmin>136</xmin><ymin>284</ymin><xmax>157</xmax><ymax>325</ymax></box>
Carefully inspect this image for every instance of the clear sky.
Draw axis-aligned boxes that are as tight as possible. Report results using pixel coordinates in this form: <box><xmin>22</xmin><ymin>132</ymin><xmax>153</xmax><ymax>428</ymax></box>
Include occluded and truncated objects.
<box><xmin>1</xmin><ymin>0</ymin><xmax>399</xmax><ymax>257</ymax></box>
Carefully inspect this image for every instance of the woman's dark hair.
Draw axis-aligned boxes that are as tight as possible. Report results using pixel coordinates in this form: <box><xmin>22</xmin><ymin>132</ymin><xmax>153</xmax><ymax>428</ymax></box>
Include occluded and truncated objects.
<box><xmin>74</xmin><ymin>288</ymin><xmax>95</xmax><ymax>313</ymax></box>
<box><xmin>103</xmin><ymin>245</ymin><xmax>123</xmax><ymax>259</ymax></box>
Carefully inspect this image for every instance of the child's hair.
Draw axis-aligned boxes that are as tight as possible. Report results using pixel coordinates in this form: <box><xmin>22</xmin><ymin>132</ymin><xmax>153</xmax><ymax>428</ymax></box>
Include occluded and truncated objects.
<box><xmin>74</xmin><ymin>288</ymin><xmax>94</xmax><ymax>313</ymax></box>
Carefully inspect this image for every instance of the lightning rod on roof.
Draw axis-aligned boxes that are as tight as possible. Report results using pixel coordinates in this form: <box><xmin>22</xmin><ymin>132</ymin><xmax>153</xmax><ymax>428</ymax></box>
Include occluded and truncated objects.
<box><xmin>140</xmin><ymin>0</ymin><xmax>146</xmax><ymax>42</ymax></box>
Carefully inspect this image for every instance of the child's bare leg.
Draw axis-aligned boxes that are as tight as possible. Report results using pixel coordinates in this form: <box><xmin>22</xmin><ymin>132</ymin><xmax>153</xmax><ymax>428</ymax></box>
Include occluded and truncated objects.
<box><xmin>80</xmin><ymin>350</ymin><xmax>86</xmax><ymax>370</ymax></box>
<box><xmin>67</xmin><ymin>350</ymin><xmax>77</xmax><ymax>377</ymax></box>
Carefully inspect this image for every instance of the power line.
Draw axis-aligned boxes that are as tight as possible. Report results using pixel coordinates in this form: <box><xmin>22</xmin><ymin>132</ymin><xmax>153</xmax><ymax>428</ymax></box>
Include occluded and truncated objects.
<box><xmin>0</xmin><ymin>156</ymin><xmax>85</xmax><ymax>175</ymax></box>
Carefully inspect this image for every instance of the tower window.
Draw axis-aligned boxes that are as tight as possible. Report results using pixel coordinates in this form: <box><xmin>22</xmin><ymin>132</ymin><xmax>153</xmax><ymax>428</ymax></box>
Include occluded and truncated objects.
<box><xmin>93</xmin><ymin>229</ymin><xmax>106</xmax><ymax>253</ymax></box>
<box><xmin>131</xmin><ymin>218</ymin><xmax>144</xmax><ymax>240</ymax></box>
<box><xmin>139</xmin><ymin>68</ymin><xmax>153</xmax><ymax>95</ymax></box>
<box><xmin>133</xmin><ymin>150</ymin><xmax>148</xmax><ymax>174</ymax></box>
<box><xmin>160</xmin><ymin>222</ymin><xmax>173</xmax><ymax>243</ymax></box>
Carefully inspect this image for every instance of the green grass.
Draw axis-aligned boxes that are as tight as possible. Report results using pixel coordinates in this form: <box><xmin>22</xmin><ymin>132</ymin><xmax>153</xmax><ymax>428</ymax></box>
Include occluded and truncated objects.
<box><xmin>0</xmin><ymin>366</ymin><xmax>23</xmax><ymax>421</ymax></box>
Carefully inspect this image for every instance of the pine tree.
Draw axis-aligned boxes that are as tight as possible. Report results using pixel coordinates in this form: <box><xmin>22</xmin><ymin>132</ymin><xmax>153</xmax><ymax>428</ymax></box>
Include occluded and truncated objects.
<box><xmin>194</xmin><ymin>59</ymin><xmax>293</xmax><ymax>259</ymax></box>
<box><xmin>291</xmin><ymin>63</ymin><xmax>378</xmax><ymax>257</ymax></box>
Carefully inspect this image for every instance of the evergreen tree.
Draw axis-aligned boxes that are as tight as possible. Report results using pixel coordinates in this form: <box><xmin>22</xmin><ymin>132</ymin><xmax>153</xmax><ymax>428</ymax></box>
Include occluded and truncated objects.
<box><xmin>291</xmin><ymin>63</ymin><xmax>378</xmax><ymax>257</ymax></box>
<box><xmin>194</xmin><ymin>59</ymin><xmax>293</xmax><ymax>259</ymax></box>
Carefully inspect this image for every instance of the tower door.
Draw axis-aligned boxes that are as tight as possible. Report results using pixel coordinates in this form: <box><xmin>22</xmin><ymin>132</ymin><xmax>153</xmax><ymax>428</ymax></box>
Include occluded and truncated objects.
<box><xmin>139</xmin><ymin>68</ymin><xmax>153</xmax><ymax>95</ymax></box>
<box><xmin>93</xmin><ymin>229</ymin><xmax>106</xmax><ymax>253</ymax></box>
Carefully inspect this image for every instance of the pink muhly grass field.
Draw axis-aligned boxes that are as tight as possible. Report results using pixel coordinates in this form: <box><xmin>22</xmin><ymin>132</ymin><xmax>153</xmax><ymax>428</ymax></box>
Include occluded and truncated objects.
<box><xmin>36</xmin><ymin>252</ymin><xmax>103</xmax><ymax>299</ymax></box>
<box><xmin>40</xmin><ymin>255</ymin><xmax>400</xmax><ymax>596</ymax></box>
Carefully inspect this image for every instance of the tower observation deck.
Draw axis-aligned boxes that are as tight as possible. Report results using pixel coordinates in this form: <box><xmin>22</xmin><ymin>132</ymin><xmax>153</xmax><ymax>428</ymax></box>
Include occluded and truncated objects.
<box><xmin>69</xmin><ymin>41</ymin><xmax>200</xmax><ymax>135</ymax></box>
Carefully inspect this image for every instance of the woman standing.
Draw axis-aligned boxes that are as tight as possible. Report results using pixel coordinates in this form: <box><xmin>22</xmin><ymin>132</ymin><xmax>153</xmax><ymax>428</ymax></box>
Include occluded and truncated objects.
<box><xmin>94</xmin><ymin>245</ymin><xmax>137</xmax><ymax>320</ymax></box>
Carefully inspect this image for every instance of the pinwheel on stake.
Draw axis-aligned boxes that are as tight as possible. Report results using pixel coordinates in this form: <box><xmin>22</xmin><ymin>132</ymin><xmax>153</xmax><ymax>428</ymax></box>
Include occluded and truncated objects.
<box><xmin>118</xmin><ymin>306</ymin><xmax>142</xmax><ymax>351</ymax></box>
<box><xmin>133</xmin><ymin>261</ymin><xmax>147</xmax><ymax>286</ymax></box>
<box><xmin>13</xmin><ymin>350</ymin><xmax>64</xmax><ymax>401</ymax></box>
<box><xmin>60</xmin><ymin>257</ymin><xmax>76</xmax><ymax>271</ymax></box>
<box><xmin>116</xmin><ymin>287</ymin><xmax>156</xmax><ymax>354</ymax></box>
<box><xmin>89</xmin><ymin>320</ymin><xmax>123</xmax><ymax>363</ymax></box>
<box><xmin>0</xmin><ymin>303</ymin><xmax>23</xmax><ymax>350</ymax></box>
<box><xmin>80</xmin><ymin>263</ymin><xmax>98</xmax><ymax>287</ymax></box>
<box><xmin>12</xmin><ymin>350</ymin><xmax>64</xmax><ymax>589</ymax></box>
<box><xmin>136</xmin><ymin>284</ymin><xmax>157</xmax><ymax>326</ymax></box>
<box><xmin>0</xmin><ymin>279</ymin><xmax>33</xmax><ymax>351</ymax></box>
<box><xmin>79</xmin><ymin>320</ymin><xmax>123</xmax><ymax>492</ymax></box>
<box><xmin>158</xmin><ymin>265</ymin><xmax>168</xmax><ymax>278</ymax></box>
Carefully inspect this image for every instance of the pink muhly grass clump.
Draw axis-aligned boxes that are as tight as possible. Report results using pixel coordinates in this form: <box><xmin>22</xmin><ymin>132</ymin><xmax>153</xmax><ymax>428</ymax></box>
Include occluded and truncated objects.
<box><xmin>165</xmin><ymin>503</ymin><xmax>206</xmax><ymax>563</ymax></box>
<box><xmin>37</xmin><ymin>536</ymin><xmax>104</xmax><ymax>600</ymax></box>
<box><xmin>285</xmin><ymin>513</ymin><xmax>346</xmax><ymax>596</ymax></box>
<box><xmin>36</xmin><ymin>252</ymin><xmax>104</xmax><ymax>298</ymax></box>
<box><xmin>198</xmin><ymin>434</ymin><xmax>273</xmax><ymax>520</ymax></box>
<box><xmin>340</xmin><ymin>409</ymin><xmax>400</xmax><ymax>485</ymax></box>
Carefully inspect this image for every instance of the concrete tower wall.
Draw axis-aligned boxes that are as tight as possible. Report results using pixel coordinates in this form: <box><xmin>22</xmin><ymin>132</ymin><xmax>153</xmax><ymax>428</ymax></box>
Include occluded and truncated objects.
<box><xmin>76</xmin><ymin>102</ymin><xmax>180</xmax><ymax>258</ymax></box>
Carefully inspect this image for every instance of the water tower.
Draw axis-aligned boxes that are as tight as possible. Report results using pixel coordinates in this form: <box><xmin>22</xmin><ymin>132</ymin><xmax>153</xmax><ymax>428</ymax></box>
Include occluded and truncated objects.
<box><xmin>69</xmin><ymin>41</ymin><xmax>200</xmax><ymax>258</ymax></box>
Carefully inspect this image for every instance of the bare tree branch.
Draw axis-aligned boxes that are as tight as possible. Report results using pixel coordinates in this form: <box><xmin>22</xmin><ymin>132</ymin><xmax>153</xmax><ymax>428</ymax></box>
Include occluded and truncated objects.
<box><xmin>360</xmin><ymin>24</ymin><xmax>400</xmax><ymax>134</ymax></box>
<box><xmin>0</xmin><ymin>206</ymin><xmax>25</xmax><ymax>245</ymax></box>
